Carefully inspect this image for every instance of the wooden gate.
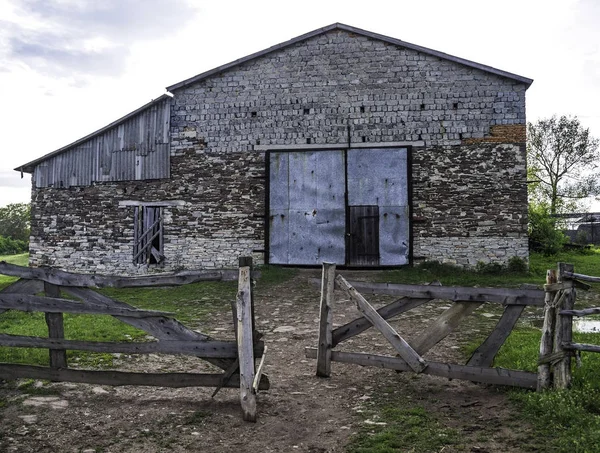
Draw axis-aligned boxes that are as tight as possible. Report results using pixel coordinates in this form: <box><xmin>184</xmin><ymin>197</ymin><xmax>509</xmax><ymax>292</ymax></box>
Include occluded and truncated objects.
<box><xmin>0</xmin><ymin>257</ymin><xmax>268</xmax><ymax>422</ymax></box>
<box><xmin>306</xmin><ymin>263</ymin><xmax>544</xmax><ymax>389</ymax></box>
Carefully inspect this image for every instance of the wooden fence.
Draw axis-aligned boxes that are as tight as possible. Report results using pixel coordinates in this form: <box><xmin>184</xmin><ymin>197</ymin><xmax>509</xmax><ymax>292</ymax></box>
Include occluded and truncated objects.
<box><xmin>306</xmin><ymin>262</ymin><xmax>545</xmax><ymax>389</ymax></box>
<box><xmin>539</xmin><ymin>262</ymin><xmax>600</xmax><ymax>390</ymax></box>
<box><xmin>0</xmin><ymin>257</ymin><xmax>268</xmax><ymax>422</ymax></box>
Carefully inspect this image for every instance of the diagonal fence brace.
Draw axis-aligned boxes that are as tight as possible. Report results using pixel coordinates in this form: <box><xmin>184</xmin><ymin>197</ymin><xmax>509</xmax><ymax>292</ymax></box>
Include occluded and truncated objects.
<box><xmin>335</xmin><ymin>275</ymin><xmax>427</xmax><ymax>373</ymax></box>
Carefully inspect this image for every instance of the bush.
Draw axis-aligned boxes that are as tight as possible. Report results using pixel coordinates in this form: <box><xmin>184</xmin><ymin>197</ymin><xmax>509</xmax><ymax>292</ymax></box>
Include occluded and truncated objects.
<box><xmin>528</xmin><ymin>203</ymin><xmax>567</xmax><ymax>255</ymax></box>
<box><xmin>0</xmin><ymin>235</ymin><xmax>28</xmax><ymax>255</ymax></box>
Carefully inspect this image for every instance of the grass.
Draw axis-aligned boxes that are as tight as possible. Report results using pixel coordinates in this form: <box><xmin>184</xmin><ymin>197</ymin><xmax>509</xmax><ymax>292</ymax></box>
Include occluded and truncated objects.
<box><xmin>379</xmin><ymin>248</ymin><xmax>600</xmax><ymax>287</ymax></box>
<box><xmin>0</xmin><ymin>253</ymin><xmax>28</xmax><ymax>289</ymax></box>
<box><xmin>346</xmin><ymin>387</ymin><xmax>462</xmax><ymax>453</ymax></box>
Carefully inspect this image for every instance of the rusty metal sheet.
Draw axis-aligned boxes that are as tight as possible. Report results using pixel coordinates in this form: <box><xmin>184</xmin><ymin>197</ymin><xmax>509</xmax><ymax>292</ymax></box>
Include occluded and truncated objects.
<box><xmin>288</xmin><ymin>209</ymin><xmax>318</xmax><ymax>264</ymax></box>
<box><xmin>315</xmin><ymin>208</ymin><xmax>346</xmax><ymax>264</ymax></box>
<box><xmin>379</xmin><ymin>206</ymin><xmax>410</xmax><ymax>265</ymax></box>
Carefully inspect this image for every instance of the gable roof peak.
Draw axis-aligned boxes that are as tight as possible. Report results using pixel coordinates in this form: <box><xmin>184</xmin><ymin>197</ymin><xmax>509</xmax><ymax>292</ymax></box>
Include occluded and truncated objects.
<box><xmin>166</xmin><ymin>22</ymin><xmax>532</xmax><ymax>92</ymax></box>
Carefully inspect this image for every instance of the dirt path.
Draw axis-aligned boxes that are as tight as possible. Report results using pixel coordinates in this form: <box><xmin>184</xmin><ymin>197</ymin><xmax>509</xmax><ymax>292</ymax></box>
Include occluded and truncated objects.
<box><xmin>0</xmin><ymin>270</ymin><xmax>537</xmax><ymax>452</ymax></box>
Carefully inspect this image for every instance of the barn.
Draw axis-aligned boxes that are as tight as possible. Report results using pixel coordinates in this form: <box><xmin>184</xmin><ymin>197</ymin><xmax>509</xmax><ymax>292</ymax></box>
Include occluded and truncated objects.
<box><xmin>16</xmin><ymin>23</ymin><xmax>532</xmax><ymax>274</ymax></box>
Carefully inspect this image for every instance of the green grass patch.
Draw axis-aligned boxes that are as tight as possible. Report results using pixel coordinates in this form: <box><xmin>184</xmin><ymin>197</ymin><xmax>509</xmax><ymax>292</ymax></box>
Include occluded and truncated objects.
<box><xmin>490</xmin><ymin>325</ymin><xmax>600</xmax><ymax>452</ymax></box>
<box><xmin>347</xmin><ymin>394</ymin><xmax>461</xmax><ymax>453</ymax></box>
<box><xmin>0</xmin><ymin>253</ymin><xmax>28</xmax><ymax>289</ymax></box>
<box><xmin>255</xmin><ymin>265</ymin><xmax>298</xmax><ymax>288</ymax></box>
<box><xmin>379</xmin><ymin>249</ymin><xmax>600</xmax><ymax>287</ymax></box>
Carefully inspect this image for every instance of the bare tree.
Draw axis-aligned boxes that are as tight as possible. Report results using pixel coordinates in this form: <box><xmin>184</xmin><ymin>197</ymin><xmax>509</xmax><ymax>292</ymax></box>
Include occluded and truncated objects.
<box><xmin>527</xmin><ymin>115</ymin><xmax>600</xmax><ymax>214</ymax></box>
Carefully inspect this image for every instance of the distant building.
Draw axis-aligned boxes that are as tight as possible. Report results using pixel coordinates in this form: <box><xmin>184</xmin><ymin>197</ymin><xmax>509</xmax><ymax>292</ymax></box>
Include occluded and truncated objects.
<box><xmin>16</xmin><ymin>23</ymin><xmax>532</xmax><ymax>274</ymax></box>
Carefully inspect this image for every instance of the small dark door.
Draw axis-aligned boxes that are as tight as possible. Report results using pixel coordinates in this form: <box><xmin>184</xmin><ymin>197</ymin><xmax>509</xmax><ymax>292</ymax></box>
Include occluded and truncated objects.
<box><xmin>347</xmin><ymin>205</ymin><xmax>380</xmax><ymax>266</ymax></box>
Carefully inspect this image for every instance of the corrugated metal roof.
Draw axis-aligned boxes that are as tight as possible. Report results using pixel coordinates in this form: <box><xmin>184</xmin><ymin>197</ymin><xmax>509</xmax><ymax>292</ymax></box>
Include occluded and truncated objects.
<box><xmin>166</xmin><ymin>23</ymin><xmax>534</xmax><ymax>92</ymax></box>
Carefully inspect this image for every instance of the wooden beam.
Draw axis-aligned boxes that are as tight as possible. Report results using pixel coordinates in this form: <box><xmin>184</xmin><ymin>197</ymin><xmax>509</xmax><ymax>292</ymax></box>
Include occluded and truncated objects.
<box><xmin>0</xmin><ymin>262</ymin><xmax>225</xmax><ymax>288</ymax></box>
<box><xmin>0</xmin><ymin>279</ymin><xmax>45</xmax><ymax>316</ymax></box>
<box><xmin>63</xmin><ymin>288</ymin><xmax>236</xmax><ymax>372</ymax></box>
<box><xmin>410</xmin><ymin>301</ymin><xmax>482</xmax><ymax>355</ymax></box>
<box><xmin>563</xmin><ymin>342</ymin><xmax>600</xmax><ymax>354</ymax></box>
<box><xmin>563</xmin><ymin>271</ymin><xmax>600</xmax><ymax>283</ymax></box>
<box><xmin>44</xmin><ymin>282</ymin><xmax>67</xmax><ymax>369</ymax></box>
<box><xmin>0</xmin><ymin>334</ymin><xmax>264</xmax><ymax>358</ymax></box>
<box><xmin>467</xmin><ymin>305</ymin><xmax>525</xmax><ymax>367</ymax></box>
<box><xmin>538</xmin><ymin>269</ymin><xmax>557</xmax><ymax>391</ymax></box>
<box><xmin>332</xmin><ymin>297</ymin><xmax>431</xmax><ymax>347</ymax></box>
<box><xmin>560</xmin><ymin>307</ymin><xmax>600</xmax><ymax>317</ymax></box>
<box><xmin>335</xmin><ymin>275</ymin><xmax>427</xmax><ymax>373</ymax></box>
<box><xmin>316</xmin><ymin>263</ymin><xmax>335</xmax><ymax>377</ymax></box>
<box><xmin>337</xmin><ymin>280</ymin><xmax>544</xmax><ymax>306</ymax></box>
<box><xmin>237</xmin><ymin>257</ymin><xmax>257</xmax><ymax>422</ymax></box>
<box><xmin>305</xmin><ymin>349</ymin><xmax>536</xmax><ymax>389</ymax></box>
<box><xmin>0</xmin><ymin>293</ymin><xmax>174</xmax><ymax>318</ymax></box>
<box><xmin>252</xmin><ymin>345</ymin><xmax>268</xmax><ymax>393</ymax></box>
<box><xmin>0</xmin><ymin>363</ymin><xmax>270</xmax><ymax>390</ymax></box>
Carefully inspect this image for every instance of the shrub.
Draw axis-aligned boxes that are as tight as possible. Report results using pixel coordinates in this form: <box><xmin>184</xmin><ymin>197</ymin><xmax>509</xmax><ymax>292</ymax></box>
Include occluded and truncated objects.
<box><xmin>528</xmin><ymin>203</ymin><xmax>567</xmax><ymax>255</ymax></box>
<box><xmin>0</xmin><ymin>235</ymin><xmax>28</xmax><ymax>255</ymax></box>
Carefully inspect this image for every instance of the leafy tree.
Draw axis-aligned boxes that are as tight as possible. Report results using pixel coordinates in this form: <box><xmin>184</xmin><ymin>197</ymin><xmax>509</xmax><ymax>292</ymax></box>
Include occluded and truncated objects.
<box><xmin>527</xmin><ymin>116</ymin><xmax>600</xmax><ymax>214</ymax></box>
<box><xmin>0</xmin><ymin>203</ymin><xmax>31</xmax><ymax>242</ymax></box>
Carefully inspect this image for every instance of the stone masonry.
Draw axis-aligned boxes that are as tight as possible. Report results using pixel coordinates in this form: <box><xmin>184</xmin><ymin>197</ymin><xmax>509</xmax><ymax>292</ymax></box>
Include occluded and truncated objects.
<box><xmin>28</xmin><ymin>26</ymin><xmax>530</xmax><ymax>273</ymax></box>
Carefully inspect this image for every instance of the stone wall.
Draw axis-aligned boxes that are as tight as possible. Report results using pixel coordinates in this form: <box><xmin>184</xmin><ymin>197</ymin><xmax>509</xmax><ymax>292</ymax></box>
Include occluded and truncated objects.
<box><xmin>29</xmin><ymin>149</ymin><xmax>265</xmax><ymax>274</ymax></box>
<box><xmin>28</xmin><ymin>28</ymin><xmax>530</xmax><ymax>273</ymax></box>
<box><xmin>170</xmin><ymin>29</ymin><xmax>526</xmax><ymax>152</ymax></box>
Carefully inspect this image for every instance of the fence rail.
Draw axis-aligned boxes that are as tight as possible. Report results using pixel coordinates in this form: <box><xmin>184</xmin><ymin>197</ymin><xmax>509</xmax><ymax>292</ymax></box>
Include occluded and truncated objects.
<box><xmin>0</xmin><ymin>257</ymin><xmax>267</xmax><ymax>422</ymax></box>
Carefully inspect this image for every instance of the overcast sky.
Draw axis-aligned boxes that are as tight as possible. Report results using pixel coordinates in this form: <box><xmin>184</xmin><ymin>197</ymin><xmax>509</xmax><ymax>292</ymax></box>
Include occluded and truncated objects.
<box><xmin>1</xmin><ymin>0</ymin><xmax>599</xmax><ymax>208</ymax></box>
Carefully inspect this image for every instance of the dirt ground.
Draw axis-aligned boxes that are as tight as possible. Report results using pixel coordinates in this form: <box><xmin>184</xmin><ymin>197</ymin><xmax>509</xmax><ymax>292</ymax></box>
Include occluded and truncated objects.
<box><xmin>0</xmin><ymin>270</ymin><xmax>542</xmax><ymax>452</ymax></box>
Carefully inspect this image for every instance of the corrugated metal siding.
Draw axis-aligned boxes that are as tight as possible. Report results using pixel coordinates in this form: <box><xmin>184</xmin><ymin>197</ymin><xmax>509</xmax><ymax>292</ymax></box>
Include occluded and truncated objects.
<box><xmin>34</xmin><ymin>98</ymin><xmax>171</xmax><ymax>188</ymax></box>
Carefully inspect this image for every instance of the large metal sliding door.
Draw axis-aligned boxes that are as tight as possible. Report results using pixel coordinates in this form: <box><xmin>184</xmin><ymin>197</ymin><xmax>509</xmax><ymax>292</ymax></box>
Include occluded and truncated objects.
<box><xmin>268</xmin><ymin>148</ymin><xmax>409</xmax><ymax>266</ymax></box>
<box><xmin>269</xmin><ymin>151</ymin><xmax>346</xmax><ymax>265</ymax></box>
<box><xmin>347</xmin><ymin>148</ymin><xmax>409</xmax><ymax>266</ymax></box>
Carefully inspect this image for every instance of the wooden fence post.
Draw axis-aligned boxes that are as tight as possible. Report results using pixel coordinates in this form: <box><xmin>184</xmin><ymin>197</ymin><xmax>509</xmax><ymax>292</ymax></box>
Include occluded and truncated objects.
<box><xmin>44</xmin><ymin>282</ymin><xmax>67</xmax><ymax>369</ymax></box>
<box><xmin>554</xmin><ymin>262</ymin><xmax>575</xmax><ymax>389</ymax></box>
<box><xmin>316</xmin><ymin>262</ymin><xmax>335</xmax><ymax>377</ymax></box>
<box><xmin>538</xmin><ymin>269</ymin><xmax>557</xmax><ymax>390</ymax></box>
<box><xmin>237</xmin><ymin>256</ymin><xmax>256</xmax><ymax>422</ymax></box>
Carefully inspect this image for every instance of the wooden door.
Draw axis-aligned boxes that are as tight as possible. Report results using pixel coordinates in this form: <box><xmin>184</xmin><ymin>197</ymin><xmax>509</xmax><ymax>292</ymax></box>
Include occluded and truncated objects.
<box><xmin>347</xmin><ymin>205</ymin><xmax>380</xmax><ymax>266</ymax></box>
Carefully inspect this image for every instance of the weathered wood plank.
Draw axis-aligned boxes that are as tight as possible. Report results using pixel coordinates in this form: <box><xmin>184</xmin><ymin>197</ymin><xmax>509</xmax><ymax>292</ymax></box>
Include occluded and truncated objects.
<box><xmin>316</xmin><ymin>262</ymin><xmax>335</xmax><ymax>377</ymax></box>
<box><xmin>563</xmin><ymin>342</ymin><xmax>600</xmax><ymax>354</ymax></box>
<box><xmin>0</xmin><ymin>293</ymin><xmax>174</xmax><ymax>318</ymax></box>
<box><xmin>554</xmin><ymin>263</ymin><xmax>575</xmax><ymax>389</ymax></box>
<box><xmin>0</xmin><ymin>279</ymin><xmax>45</xmax><ymax>316</ymax></box>
<box><xmin>560</xmin><ymin>307</ymin><xmax>600</xmax><ymax>317</ymax></box>
<box><xmin>0</xmin><ymin>363</ymin><xmax>270</xmax><ymax>389</ymax></box>
<box><xmin>64</xmin><ymin>288</ymin><xmax>235</xmax><ymax>371</ymax></box>
<box><xmin>237</xmin><ymin>257</ymin><xmax>256</xmax><ymax>422</ymax></box>
<box><xmin>0</xmin><ymin>279</ymin><xmax>44</xmax><ymax>295</ymax></box>
<box><xmin>538</xmin><ymin>269</ymin><xmax>558</xmax><ymax>391</ymax></box>
<box><xmin>0</xmin><ymin>262</ymin><xmax>224</xmax><ymax>288</ymax></box>
<box><xmin>252</xmin><ymin>345</ymin><xmax>268</xmax><ymax>393</ymax></box>
<box><xmin>335</xmin><ymin>275</ymin><xmax>427</xmax><ymax>373</ymax></box>
<box><xmin>305</xmin><ymin>348</ymin><xmax>536</xmax><ymax>389</ymax></box>
<box><xmin>0</xmin><ymin>333</ymin><xmax>264</xmax><ymax>358</ymax></box>
<box><xmin>411</xmin><ymin>301</ymin><xmax>482</xmax><ymax>355</ymax></box>
<box><xmin>332</xmin><ymin>297</ymin><xmax>431</xmax><ymax>347</ymax></box>
<box><xmin>337</xmin><ymin>280</ymin><xmax>544</xmax><ymax>306</ymax></box>
<box><xmin>467</xmin><ymin>305</ymin><xmax>525</xmax><ymax>367</ymax></box>
<box><xmin>44</xmin><ymin>282</ymin><xmax>67</xmax><ymax>369</ymax></box>
<box><xmin>563</xmin><ymin>271</ymin><xmax>600</xmax><ymax>283</ymax></box>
